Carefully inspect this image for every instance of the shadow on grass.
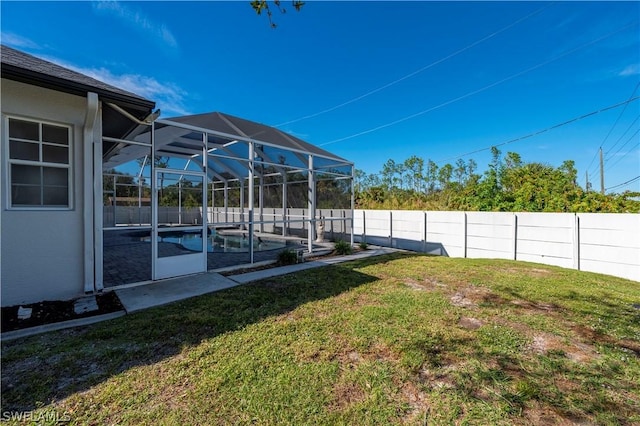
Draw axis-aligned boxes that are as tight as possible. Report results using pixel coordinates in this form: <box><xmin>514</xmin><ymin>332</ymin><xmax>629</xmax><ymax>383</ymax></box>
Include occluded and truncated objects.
<box><xmin>1</xmin><ymin>254</ymin><xmax>412</xmax><ymax>413</ymax></box>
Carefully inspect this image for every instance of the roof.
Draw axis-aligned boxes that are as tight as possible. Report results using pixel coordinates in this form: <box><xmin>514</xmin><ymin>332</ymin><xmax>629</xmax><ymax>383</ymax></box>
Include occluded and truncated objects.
<box><xmin>167</xmin><ymin>111</ymin><xmax>349</xmax><ymax>163</ymax></box>
<box><xmin>1</xmin><ymin>45</ymin><xmax>154</xmax><ymax>110</ymax></box>
<box><xmin>104</xmin><ymin>111</ymin><xmax>351</xmax><ymax>176</ymax></box>
<box><xmin>1</xmin><ymin>45</ymin><xmax>155</xmax><ymax>140</ymax></box>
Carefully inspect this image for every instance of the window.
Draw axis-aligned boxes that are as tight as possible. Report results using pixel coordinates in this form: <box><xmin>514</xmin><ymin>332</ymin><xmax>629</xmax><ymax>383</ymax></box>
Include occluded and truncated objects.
<box><xmin>6</xmin><ymin>117</ymin><xmax>72</xmax><ymax>208</ymax></box>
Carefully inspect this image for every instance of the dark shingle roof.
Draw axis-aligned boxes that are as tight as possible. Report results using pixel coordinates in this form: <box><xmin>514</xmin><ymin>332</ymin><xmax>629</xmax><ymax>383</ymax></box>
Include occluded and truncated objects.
<box><xmin>1</xmin><ymin>45</ymin><xmax>154</xmax><ymax>109</ymax></box>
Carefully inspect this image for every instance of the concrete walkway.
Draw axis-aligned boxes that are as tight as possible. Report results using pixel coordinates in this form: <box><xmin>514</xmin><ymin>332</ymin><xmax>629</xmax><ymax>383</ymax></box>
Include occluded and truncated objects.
<box><xmin>227</xmin><ymin>247</ymin><xmax>397</xmax><ymax>284</ymax></box>
<box><xmin>115</xmin><ymin>246</ymin><xmax>398</xmax><ymax>313</ymax></box>
<box><xmin>114</xmin><ymin>272</ymin><xmax>240</xmax><ymax>313</ymax></box>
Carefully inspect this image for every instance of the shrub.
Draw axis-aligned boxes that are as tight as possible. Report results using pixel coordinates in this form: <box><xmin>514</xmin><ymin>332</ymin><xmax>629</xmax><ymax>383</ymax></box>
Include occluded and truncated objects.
<box><xmin>334</xmin><ymin>240</ymin><xmax>352</xmax><ymax>255</ymax></box>
<box><xmin>359</xmin><ymin>241</ymin><xmax>368</xmax><ymax>250</ymax></box>
<box><xmin>278</xmin><ymin>248</ymin><xmax>298</xmax><ymax>265</ymax></box>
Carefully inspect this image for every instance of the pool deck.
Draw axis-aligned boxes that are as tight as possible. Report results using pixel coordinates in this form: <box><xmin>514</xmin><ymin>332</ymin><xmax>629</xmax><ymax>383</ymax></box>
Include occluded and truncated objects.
<box><xmin>103</xmin><ymin>229</ymin><xmax>314</xmax><ymax>287</ymax></box>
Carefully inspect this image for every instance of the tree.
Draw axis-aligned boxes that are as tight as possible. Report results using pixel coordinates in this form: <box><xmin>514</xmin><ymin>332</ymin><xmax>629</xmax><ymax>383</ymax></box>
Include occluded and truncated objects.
<box><xmin>404</xmin><ymin>155</ymin><xmax>424</xmax><ymax>193</ymax></box>
<box><xmin>454</xmin><ymin>159</ymin><xmax>466</xmax><ymax>184</ymax></box>
<box><xmin>348</xmin><ymin>149</ymin><xmax>640</xmax><ymax>213</ymax></box>
<box><xmin>381</xmin><ymin>159</ymin><xmax>397</xmax><ymax>192</ymax></box>
<box><xmin>354</xmin><ymin>169</ymin><xmax>368</xmax><ymax>195</ymax></box>
<box><xmin>438</xmin><ymin>163</ymin><xmax>453</xmax><ymax>190</ymax></box>
<box><xmin>425</xmin><ymin>160</ymin><xmax>438</xmax><ymax>193</ymax></box>
<box><xmin>103</xmin><ymin>170</ymin><xmax>137</xmax><ymax>205</ymax></box>
<box><xmin>251</xmin><ymin>0</ymin><xmax>305</xmax><ymax>28</ymax></box>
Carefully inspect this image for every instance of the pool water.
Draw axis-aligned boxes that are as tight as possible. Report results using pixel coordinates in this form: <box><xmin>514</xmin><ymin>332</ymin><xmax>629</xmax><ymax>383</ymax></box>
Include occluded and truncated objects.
<box><xmin>150</xmin><ymin>232</ymin><xmax>286</xmax><ymax>253</ymax></box>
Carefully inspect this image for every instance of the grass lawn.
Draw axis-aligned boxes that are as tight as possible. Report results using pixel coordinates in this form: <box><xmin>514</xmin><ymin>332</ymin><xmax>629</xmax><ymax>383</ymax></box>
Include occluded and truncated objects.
<box><xmin>2</xmin><ymin>253</ymin><xmax>639</xmax><ymax>425</ymax></box>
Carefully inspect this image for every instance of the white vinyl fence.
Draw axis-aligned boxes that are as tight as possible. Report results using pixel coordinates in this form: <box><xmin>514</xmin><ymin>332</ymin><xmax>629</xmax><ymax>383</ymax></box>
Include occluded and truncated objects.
<box><xmin>354</xmin><ymin>210</ymin><xmax>640</xmax><ymax>282</ymax></box>
<box><xmin>103</xmin><ymin>205</ymin><xmax>639</xmax><ymax>281</ymax></box>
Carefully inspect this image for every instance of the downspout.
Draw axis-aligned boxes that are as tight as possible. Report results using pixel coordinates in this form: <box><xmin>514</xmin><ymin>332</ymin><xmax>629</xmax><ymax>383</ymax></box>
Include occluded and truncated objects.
<box><xmin>84</xmin><ymin>92</ymin><xmax>99</xmax><ymax>294</ymax></box>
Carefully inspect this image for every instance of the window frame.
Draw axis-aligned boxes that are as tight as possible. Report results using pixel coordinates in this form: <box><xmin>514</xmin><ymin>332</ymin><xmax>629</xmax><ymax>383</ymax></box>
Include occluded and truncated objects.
<box><xmin>4</xmin><ymin>115</ymin><xmax>73</xmax><ymax>210</ymax></box>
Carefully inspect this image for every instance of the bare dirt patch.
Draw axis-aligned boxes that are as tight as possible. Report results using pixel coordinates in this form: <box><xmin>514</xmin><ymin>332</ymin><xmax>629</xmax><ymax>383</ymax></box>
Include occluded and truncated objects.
<box><xmin>343</xmin><ymin>343</ymin><xmax>399</xmax><ymax>366</ymax></box>
<box><xmin>520</xmin><ymin>402</ymin><xmax>594</xmax><ymax>426</ymax></box>
<box><xmin>400</xmin><ymin>382</ymin><xmax>429</xmax><ymax>423</ymax></box>
<box><xmin>404</xmin><ymin>279</ymin><xmax>430</xmax><ymax>292</ymax></box>
<box><xmin>511</xmin><ymin>299</ymin><xmax>561</xmax><ymax>313</ymax></box>
<box><xmin>503</xmin><ymin>267</ymin><xmax>555</xmax><ymax>279</ymax></box>
<box><xmin>450</xmin><ymin>286</ymin><xmax>504</xmax><ymax>309</ymax></box>
<box><xmin>529</xmin><ymin>332</ymin><xmax>599</xmax><ymax>363</ymax></box>
<box><xmin>332</xmin><ymin>380</ymin><xmax>366</xmax><ymax>410</ymax></box>
<box><xmin>571</xmin><ymin>324</ymin><xmax>640</xmax><ymax>357</ymax></box>
<box><xmin>403</xmin><ymin>277</ymin><xmax>446</xmax><ymax>292</ymax></box>
<box><xmin>417</xmin><ymin>363</ymin><xmax>459</xmax><ymax>390</ymax></box>
<box><xmin>450</xmin><ymin>292</ymin><xmax>476</xmax><ymax>308</ymax></box>
<box><xmin>458</xmin><ymin>317</ymin><xmax>483</xmax><ymax>330</ymax></box>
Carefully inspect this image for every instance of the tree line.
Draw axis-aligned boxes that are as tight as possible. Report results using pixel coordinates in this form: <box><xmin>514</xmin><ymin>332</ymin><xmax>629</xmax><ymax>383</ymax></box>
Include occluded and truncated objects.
<box><xmin>355</xmin><ymin>147</ymin><xmax>640</xmax><ymax>213</ymax></box>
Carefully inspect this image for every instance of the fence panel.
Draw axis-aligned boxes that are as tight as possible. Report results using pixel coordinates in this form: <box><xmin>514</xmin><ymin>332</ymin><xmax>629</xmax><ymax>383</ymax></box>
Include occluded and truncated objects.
<box><xmin>466</xmin><ymin>212</ymin><xmax>514</xmax><ymax>259</ymax></box>
<box><xmin>578</xmin><ymin>213</ymin><xmax>640</xmax><ymax>281</ymax></box>
<box><xmin>426</xmin><ymin>211</ymin><xmax>465</xmax><ymax>258</ymax></box>
<box><xmin>514</xmin><ymin>213</ymin><xmax>574</xmax><ymax>268</ymax></box>
<box><xmin>358</xmin><ymin>209</ymin><xmax>392</xmax><ymax>248</ymax></box>
<box><xmin>351</xmin><ymin>210</ymin><xmax>638</xmax><ymax>281</ymax></box>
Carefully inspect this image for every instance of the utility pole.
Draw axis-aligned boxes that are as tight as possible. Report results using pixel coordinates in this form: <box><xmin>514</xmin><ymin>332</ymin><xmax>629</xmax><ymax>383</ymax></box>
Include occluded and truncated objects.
<box><xmin>585</xmin><ymin>171</ymin><xmax>589</xmax><ymax>192</ymax></box>
<box><xmin>599</xmin><ymin>148</ymin><xmax>605</xmax><ymax>195</ymax></box>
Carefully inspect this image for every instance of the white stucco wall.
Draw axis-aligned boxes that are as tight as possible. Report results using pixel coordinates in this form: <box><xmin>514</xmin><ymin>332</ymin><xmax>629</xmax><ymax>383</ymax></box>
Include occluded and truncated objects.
<box><xmin>1</xmin><ymin>79</ymin><xmax>91</xmax><ymax>306</ymax></box>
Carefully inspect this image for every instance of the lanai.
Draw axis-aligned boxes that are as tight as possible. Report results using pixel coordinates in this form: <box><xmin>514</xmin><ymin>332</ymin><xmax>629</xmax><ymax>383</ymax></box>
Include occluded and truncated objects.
<box><xmin>102</xmin><ymin>111</ymin><xmax>354</xmax><ymax>287</ymax></box>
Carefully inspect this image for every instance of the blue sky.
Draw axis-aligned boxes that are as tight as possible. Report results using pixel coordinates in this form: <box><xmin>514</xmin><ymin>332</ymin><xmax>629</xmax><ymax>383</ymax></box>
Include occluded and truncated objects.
<box><xmin>2</xmin><ymin>1</ymin><xmax>639</xmax><ymax>193</ymax></box>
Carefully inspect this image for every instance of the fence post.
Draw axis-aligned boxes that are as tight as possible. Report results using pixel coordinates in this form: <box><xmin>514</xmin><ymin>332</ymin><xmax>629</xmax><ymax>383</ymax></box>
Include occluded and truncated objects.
<box><xmin>362</xmin><ymin>210</ymin><xmax>366</xmax><ymax>244</ymax></box>
<box><xmin>512</xmin><ymin>213</ymin><xmax>518</xmax><ymax>260</ymax></box>
<box><xmin>573</xmin><ymin>214</ymin><xmax>580</xmax><ymax>270</ymax></box>
<box><xmin>389</xmin><ymin>211</ymin><xmax>393</xmax><ymax>248</ymax></box>
<box><xmin>423</xmin><ymin>211</ymin><xmax>427</xmax><ymax>253</ymax></box>
<box><xmin>463</xmin><ymin>212</ymin><xmax>468</xmax><ymax>258</ymax></box>
<box><xmin>343</xmin><ymin>210</ymin><xmax>347</xmax><ymax>243</ymax></box>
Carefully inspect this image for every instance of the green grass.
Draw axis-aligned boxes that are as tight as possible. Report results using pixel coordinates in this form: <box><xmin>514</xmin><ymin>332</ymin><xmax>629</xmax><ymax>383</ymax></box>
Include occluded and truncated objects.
<box><xmin>2</xmin><ymin>253</ymin><xmax>639</xmax><ymax>425</ymax></box>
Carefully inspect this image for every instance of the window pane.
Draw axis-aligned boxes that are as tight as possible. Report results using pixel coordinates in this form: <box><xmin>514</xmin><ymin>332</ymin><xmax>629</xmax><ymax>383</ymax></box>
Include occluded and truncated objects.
<box><xmin>43</xmin><ymin>167</ymin><xmax>68</xmax><ymax>186</ymax></box>
<box><xmin>12</xmin><ymin>164</ymin><xmax>41</xmax><ymax>185</ymax></box>
<box><xmin>43</xmin><ymin>145</ymin><xmax>69</xmax><ymax>164</ymax></box>
<box><xmin>42</xmin><ymin>124</ymin><xmax>69</xmax><ymax>145</ymax></box>
<box><xmin>9</xmin><ymin>119</ymin><xmax>39</xmax><ymax>141</ymax></box>
<box><xmin>9</xmin><ymin>141</ymin><xmax>39</xmax><ymax>161</ymax></box>
<box><xmin>43</xmin><ymin>186</ymin><xmax>69</xmax><ymax>206</ymax></box>
<box><xmin>12</xmin><ymin>185</ymin><xmax>41</xmax><ymax>205</ymax></box>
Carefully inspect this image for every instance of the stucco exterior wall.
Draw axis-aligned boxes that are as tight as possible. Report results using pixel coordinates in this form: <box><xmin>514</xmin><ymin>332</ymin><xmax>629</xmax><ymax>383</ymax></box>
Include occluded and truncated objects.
<box><xmin>1</xmin><ymin>79</ymin><xmax>92</xmax><ymax>306</ymax></box>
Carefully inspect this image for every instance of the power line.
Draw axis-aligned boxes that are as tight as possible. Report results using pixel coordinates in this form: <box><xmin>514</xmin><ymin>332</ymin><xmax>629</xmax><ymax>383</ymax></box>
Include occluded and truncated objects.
<box><xmin>319</xmin><ymin>21</ymin><xmax>638</xmax><ymax>147</ymax></box>
<box><xmin>605</xmin><ymin>127</ymin><xmax>640</xmax><ymax>165</ymax></box>
<box><xmin>604</xmin><ymin>129</ymin><xmax>640</xmax><ymax>172</ymax></box>
<box><xmin>275</xmin><ymin>3</ymin><xmax>553</xmax><ymax>127</ymax></box>
<box><xmin>586</xmin><ymin>81</ymin><xmax>640</xmax><ymax>176</ymax></box>
<box><xmin>589</xmin><ymin>114</ymin><xmax>640</xmax><ymax>178</ymax></box>
<box><xmin>605</xmin><ymin>175</ymin><xmax>640</xmax><ymax>192</ymax></box>
<box><xmin>435</xmin><ymin>96</ymin><xmax>640</xmax><ymax>164</ymax></box>
<box><xmin>603</xmin><ymin>81</ymin><xmax>640</xmax><ymax>157</ymax></box>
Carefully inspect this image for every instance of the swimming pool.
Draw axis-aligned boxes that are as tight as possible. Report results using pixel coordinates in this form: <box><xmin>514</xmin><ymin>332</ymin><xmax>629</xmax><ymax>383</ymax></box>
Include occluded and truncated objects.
<box><xmin>147</xmin><ymin>232</ymin><xmax>287</xmax><ymax>253</ymax></box>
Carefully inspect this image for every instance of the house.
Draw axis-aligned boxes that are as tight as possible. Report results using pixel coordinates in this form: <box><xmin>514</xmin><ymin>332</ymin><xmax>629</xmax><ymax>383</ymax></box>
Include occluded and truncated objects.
<box><xmin>1</xmin><ymin>45</ymin><xmax>354</xmax><ymax>306</ymax></box>
<box><xmin>1</xmin><ymin>45</ymin><xmax>156</xmax><ymax>306</ymax></box>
